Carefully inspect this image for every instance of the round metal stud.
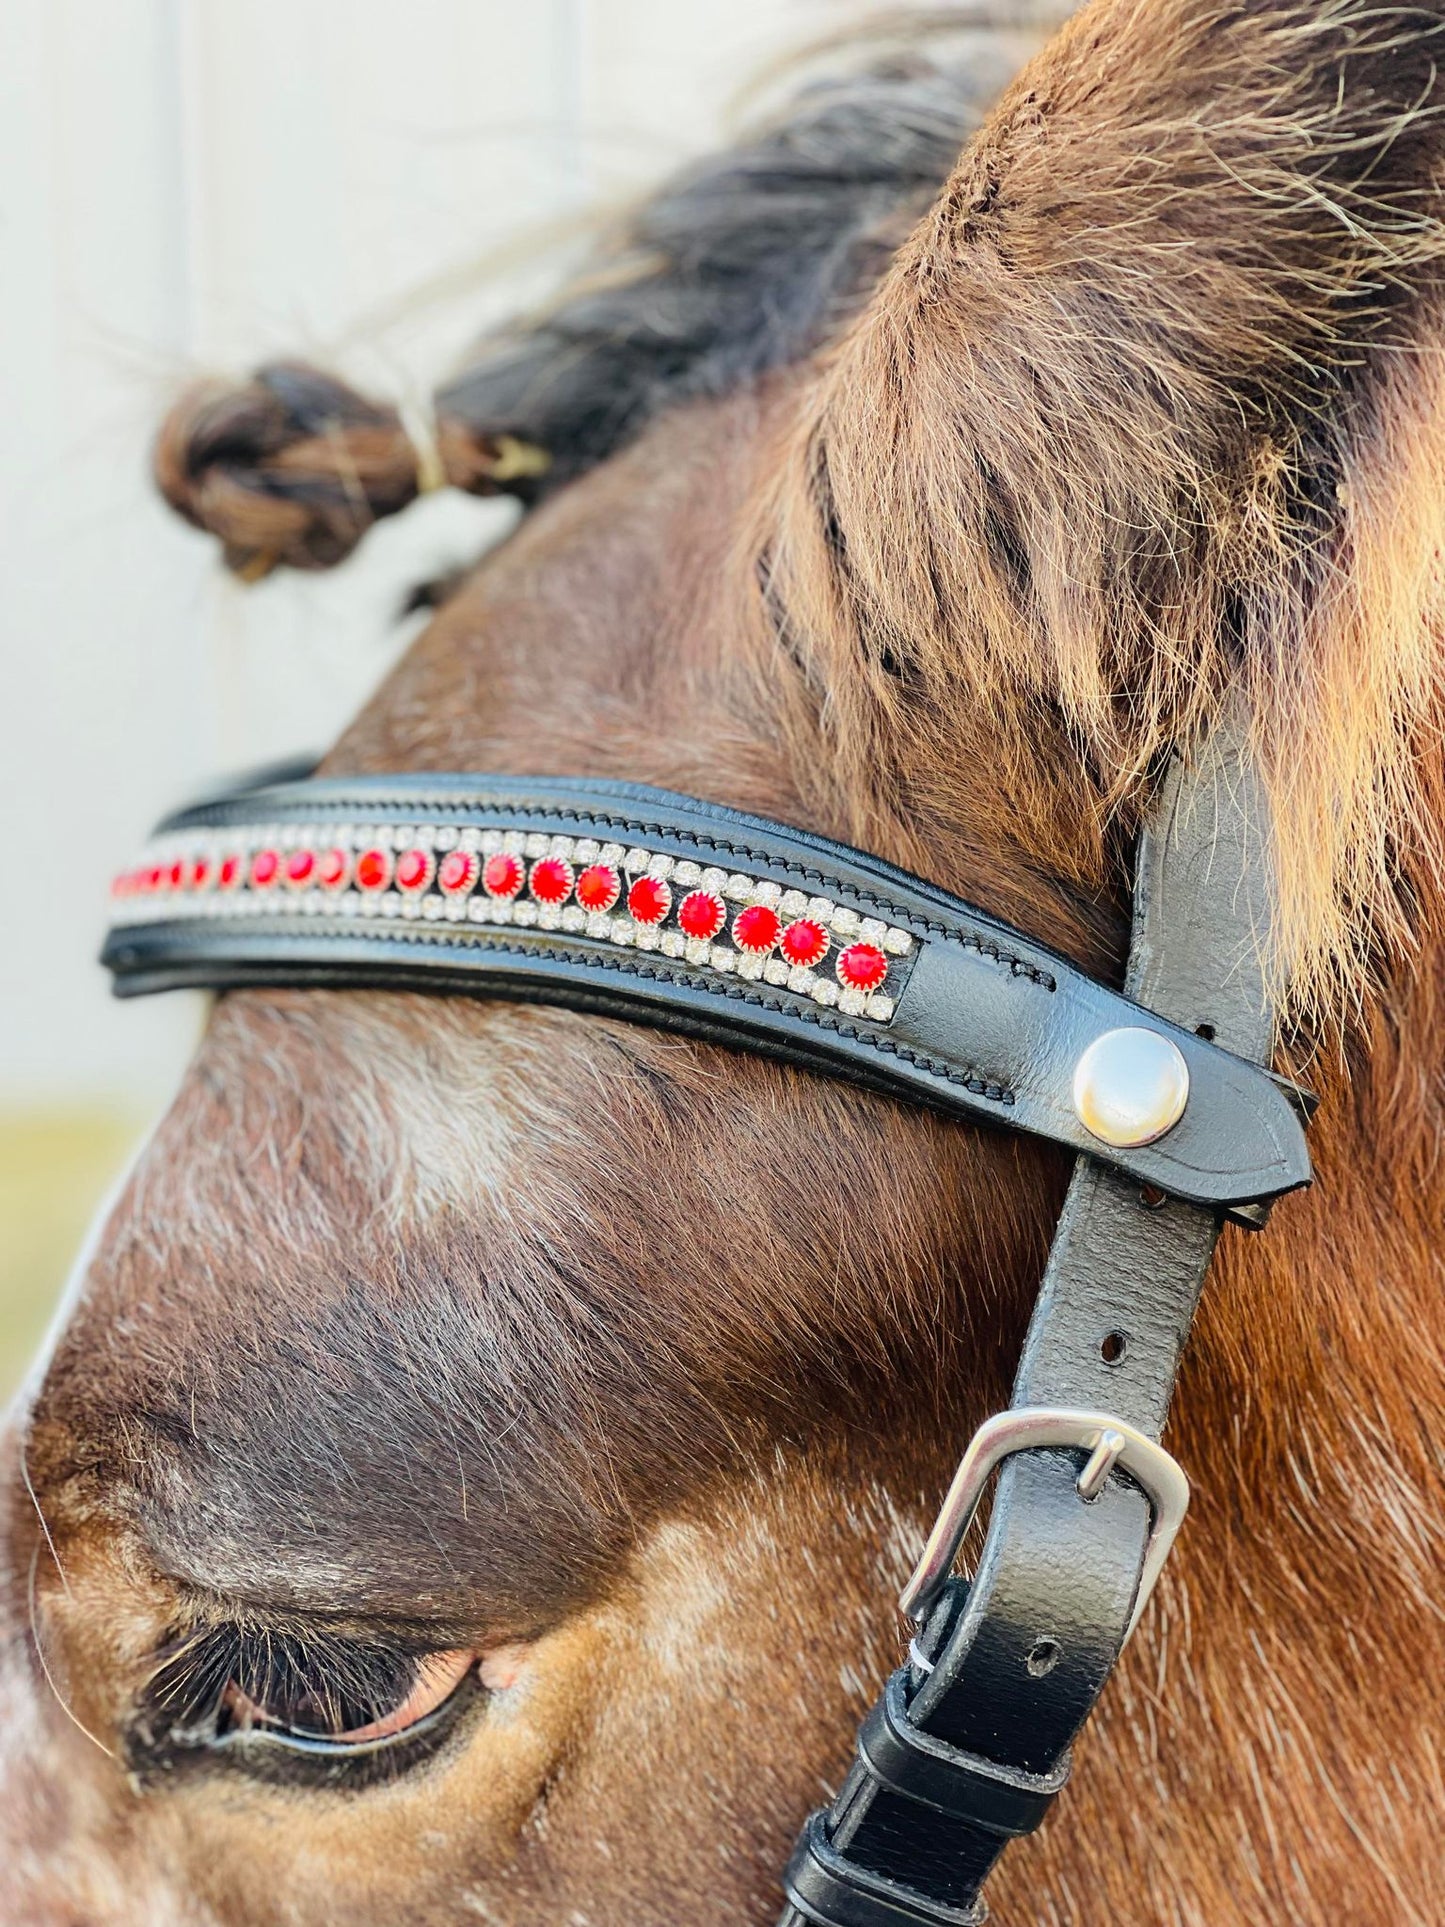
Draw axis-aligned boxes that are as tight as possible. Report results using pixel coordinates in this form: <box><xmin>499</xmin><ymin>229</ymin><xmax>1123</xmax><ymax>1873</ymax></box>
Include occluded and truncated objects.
<box><xmin>1071</xmin><ymin>1027</ymin><xmax>1190</xmax><ymax>1148</ymax></box>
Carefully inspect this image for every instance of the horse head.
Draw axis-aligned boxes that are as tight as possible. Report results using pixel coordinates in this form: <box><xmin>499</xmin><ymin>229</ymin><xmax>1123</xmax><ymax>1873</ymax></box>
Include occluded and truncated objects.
<box><xmin>6</xmin><ymin>5</ymin><xmax>1445</xmax><ymax>1921</ymax></box>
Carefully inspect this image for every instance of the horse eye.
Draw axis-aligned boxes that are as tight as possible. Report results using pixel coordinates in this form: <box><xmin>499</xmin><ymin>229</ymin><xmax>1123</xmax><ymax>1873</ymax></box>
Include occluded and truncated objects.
<box><xmin>221</xmin><ymin>1645</ymin><xmax>477</xmax><ymax>1747</ymax></box>
<box><xmin>137</xmin><ymin>1624</ymin><xmax>479</xmax><ymax>1772</ymax></box>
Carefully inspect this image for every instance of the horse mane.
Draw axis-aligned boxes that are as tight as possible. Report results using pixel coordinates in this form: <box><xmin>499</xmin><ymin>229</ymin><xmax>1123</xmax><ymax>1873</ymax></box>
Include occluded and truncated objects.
<box><xmin>753</xmin><ymin>0</ymin><xmax>1445</xmax><ymax>1030</ymax></box>
<box><xmin>151</xmin><ymin>13</ymin><xmax>1054</xmax><ymax>573</ymax></box>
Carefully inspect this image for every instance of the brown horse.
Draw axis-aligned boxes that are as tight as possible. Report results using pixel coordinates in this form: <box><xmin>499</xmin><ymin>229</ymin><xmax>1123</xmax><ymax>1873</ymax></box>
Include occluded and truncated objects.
<box><xmin>6</xmin><ymin>3</ymin><xmax>1445</xmax><ymax>1921</ymax></box>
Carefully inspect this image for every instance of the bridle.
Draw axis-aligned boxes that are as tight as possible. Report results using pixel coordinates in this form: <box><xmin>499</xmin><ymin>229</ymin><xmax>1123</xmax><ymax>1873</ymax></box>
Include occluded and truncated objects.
<box><xmin>101</xmin><ymin>714</ymin><xmax>1312</xmax><ymax>1926</ymax></box>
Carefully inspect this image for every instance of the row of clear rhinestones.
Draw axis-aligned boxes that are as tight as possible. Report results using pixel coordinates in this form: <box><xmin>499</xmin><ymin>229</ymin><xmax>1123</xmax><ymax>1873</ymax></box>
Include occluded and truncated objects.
<box><xmin>111</xmin><ymin>824</ymin><xmax>915</xmax><ymax>1023</ymax></box>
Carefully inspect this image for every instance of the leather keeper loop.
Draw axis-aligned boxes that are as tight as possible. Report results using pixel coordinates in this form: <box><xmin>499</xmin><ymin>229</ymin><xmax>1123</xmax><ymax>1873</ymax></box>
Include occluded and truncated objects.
<box><xmin>783</xmin><ymin>1812</ymin><xmax>987</xmax><ymax>1927</ymax></box>
<box><xmin>858</xmin><ymin>1671</ymin><xmax>1069</xmax><ymax>1836</ymax></box>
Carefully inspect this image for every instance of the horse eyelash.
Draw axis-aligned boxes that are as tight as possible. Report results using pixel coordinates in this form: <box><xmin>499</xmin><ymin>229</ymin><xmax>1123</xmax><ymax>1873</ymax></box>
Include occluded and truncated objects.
<box><xmin>137</xmin><ymin>1622</ymin><xmax>426</xmax><ymax>1748</ymax></box>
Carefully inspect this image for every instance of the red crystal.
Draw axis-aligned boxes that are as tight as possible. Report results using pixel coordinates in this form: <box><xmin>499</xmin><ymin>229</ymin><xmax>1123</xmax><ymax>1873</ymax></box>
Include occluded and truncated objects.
<box><xmin>437</xmin><ymin>849</ymin><xmax>478</xmax><ymax>896</ymax></box>
<box><xmin>355</xmin><ymin>848</ymin><xmax>393</xmax><ymax>893</ymax></box>
<box><xmin>576</xmin><ymin>862</ymin><xmax>621</xmax><ymax>913</ymax></box>
<box><xmin>627</xmin><ymin>875</ymin><xmax>672</xmax><ymax>924</ymax></box>
<box><xmin>837</xmin><ymin>942</ymin><xmax>888</xmax><ymax>992</ymax></box>
<box><xmin>218</xmin><ymin>855</ymin><xmax>241</xmax><ymax>890</ymax></box>
<box><xmin>166</xmin><ymin>860</ymin><xmax>184</xmax><ymax>890</ymax></box>
<box><xmin>396</xmin><ymin>848</ymin><xmax>434</xmax><ymax>894</ymax></box>
<box><xmin>732</xmin><ymin>903</ymin><xmax>781</xmax><ymax>954</ymax></box>
<box><xmin>318</xmin><ymin>848</ymin><xmax>350</xmax><ymax>890</ymax></box>
<box><xmin>250</xmin><ymin>849</ymin><xmax>281</xmax><ymax>889</ymax></box>
<box><xmin>780</xmin><ymin>918</ymin><xmax>828</xmax><ymax>969</ymax></box>
<box><xmin>284</xmin><ymin>849</ymin><xmax>316</xmax><ymax>890</ymax></box>
<box><xmin>529</xmin><ymin>856</ymin><xmax>574</xmax><ymax>904</ymax></box>
<box><xmin>189</xmin><ymin>857</ymin><xmax>212</xmax><ymax>891</ymax></box>
<box><xmin>483</xmin><ymin>851</ymin><xmax>524</xmax><ymax>899</ymax></box>
<box><xmin>678</xmin><ymin>890</ymin><xmax>725</xmax><ymax>940</ymax></box>
<box><xmin>146</xmin><ymin>865</ymin><xmax>165</xmax><ymax>893</ymax></box>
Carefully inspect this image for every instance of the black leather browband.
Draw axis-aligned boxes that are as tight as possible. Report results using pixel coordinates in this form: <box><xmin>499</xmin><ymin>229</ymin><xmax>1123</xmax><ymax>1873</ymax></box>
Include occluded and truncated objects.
<box><xmin>103</xmin><ymin>773</ymin><xmax>1309</xmax><ymax>1212</ymax></box>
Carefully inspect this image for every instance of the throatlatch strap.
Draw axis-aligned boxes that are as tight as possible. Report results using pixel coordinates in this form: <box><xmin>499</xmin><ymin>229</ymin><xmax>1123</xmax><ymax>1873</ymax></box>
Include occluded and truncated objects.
<box><xmin>102</xmin><ymin>772</ymin><xmax>1307</xmax><ymax>1212</ymax></box>
<box><xmin>779</xmin><ymin>723</ymin><xmax>1290</xmax><ymax>1926</ymax></box>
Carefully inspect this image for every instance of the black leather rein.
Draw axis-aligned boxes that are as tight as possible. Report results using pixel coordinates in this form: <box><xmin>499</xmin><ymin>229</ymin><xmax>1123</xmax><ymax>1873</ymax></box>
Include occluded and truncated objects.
<box><xmin>101</xmin><ymin>727</ymin><xmax>1311</xmax><ymax>1924</ymax></box>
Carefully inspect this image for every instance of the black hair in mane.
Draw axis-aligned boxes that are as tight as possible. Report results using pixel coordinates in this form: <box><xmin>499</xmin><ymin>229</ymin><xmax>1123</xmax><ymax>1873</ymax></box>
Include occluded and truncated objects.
<box><xmin>153</xmin><ymin>13</ymin><xmax>1057</xmax><ymax>573</ymax></box>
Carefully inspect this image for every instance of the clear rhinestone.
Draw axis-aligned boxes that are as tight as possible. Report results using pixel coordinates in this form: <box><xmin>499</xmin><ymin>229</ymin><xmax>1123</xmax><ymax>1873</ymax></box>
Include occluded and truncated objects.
<box><xmin>599</xmin><ymin>842</ymin><xmax>625</xmax><ymax>865</ymax></box>
<box><xmin>752</xmin><ymin>879</ymin><xmax>782</xmax><ymax>908</ymax></box>
<box><xmin>610</xmin><ymin>917</ymin><xmax>636</xmax><ymax>946</ymax></box>
<box><xmin>445</xmin><ymin>898</ymin><xmax>468</xmax><ymax>922</ymax></box>
<box><xmin>763</xmin><ymin>958</ymin><xmax>790</xmax><ymax>986</ymax></box>
<box><xmin>623</xmin><ymin>847</ymin><xmax>651</xmax><ymax>873</ymax></box>
<box><xmin>648</xmin><ymin>852</ymin><xmax>674</xmax><ymax>879</ymax></box>
<box><xmin>866</xmin><ymin>994</ymin><xmax>896</xmax><ymax>1022</ymax></box>
<box><xmin>381</xmin><ymin>895</ymin><xmax>401</xmax><ymax>919</ymax></box>
<box><xmin>710</xmin><ymin>945</ymin><xmax>736</xmax><ymax>973</ymax></box>
<box><xmin>586</xmin><ymin>912</ymin><xmax>612</xmax><ymax>939</ymax></box>
<box><xmin>724</xmin><ymin>873</ymin><xmax>752</xmax><ymax>902</ymax></box>
<box><xmin>674</xmin><ymin>860</ymin><xmax>702</xmax><ymax>886</ymax></box>
<box><xmin>883</xmin><ymin>928</ymin><xmax>913</xmax><ymax>955</ymax></box>
<box><xmin>661</xmin><ymin>931</ymin><xmax>687</xmax><ymax>959</ymax></box>
<box><xmin>860</xmin><ymin>917</ymin><xmax>887</xmax><ymax>942</ymax></box>
<box><xmin>807</xmin><ymin>896</ymin><xmax>834</xmax><ymax>922</ymax></box>
<box><xmin>812</xmin><ymin>980</ymin><xmax>840</xmax><ymax>1008</ymax></box>
<box><xmin>401</xmin><ymin>898</ymin><xmax>422</xmax><ymax>921</ymax></box>
<box><xmin>513</xmin><ymin>902</ymin><xmax>538</xmax><ymax>927</ymax></box>
<box><xmin>787</xmin><ymin>966</ymin><xmax>816</xmax><ymax>995</ymax></box>
<box><xmin>491</xmin><ymin>901</ymin><xmax>513</xmax><ymax>925</ymax></box>
<box><xmin>537</xmin><ymin>906</ymin><xmax>561</xmax><ymax>930</ymax></box>
<box><xmin>548</xmin><ymin>834</ymin><xmax>574</xmax><ymax>859</ymax></box>
<box><xmin>524</xmin><ymin>832</ymin><xmax>548</xmax><ymax>858</ymax></box>
<box><xmin>434</xmin><ymin>825</ymin><xmax>457</xmax><ymax>851</ymax></box>
<box><xmin>422</xmin><ymin>897</ymin><xmax>444</xmax><ymax>921</ymax></box>
<box><xmin>781</xmin><ymin>889</ymin><xmax>810</xmax><ymax>917</ymax></box>
<box><xmin>831</xmin><ymin>906</ymin><xmax>861</xmax><ymax>935</ymax></box>
<box><xmin>467</xmin><ymin>899</ymin><xmax>490</xmax><ymax>922</ymax></box>
<box><xmin>737</xmin><ymin>953</ymin><xmax>764</xmax><ymax>981</ymax></box>
<box><xmin>480</xmin><ymin>829</ymin><xmax>502</xmax><ymax>853</ymax></box>
<box><xmin>839</xmin><ymin>988</ymin><xmax>867</xmax><ymax>1016</ymax></box>
<box><xmin>635</xmin><ymin>926</ymin><xmax>660</xmax><ymax>951</ymax></box>
<box><xmin>573</xmin><ymin>838</ymin><xmax>600</xmax><ymax>863</ymax></box>
<box><xmin>701</xmin><ymin>866</ymin><xmax>728</xmax><ymax>893</ymax></box>
<box><xmin>561</xmin><ymin>905</ymin><xmax>586</xmax><ymax>933</ymax></box>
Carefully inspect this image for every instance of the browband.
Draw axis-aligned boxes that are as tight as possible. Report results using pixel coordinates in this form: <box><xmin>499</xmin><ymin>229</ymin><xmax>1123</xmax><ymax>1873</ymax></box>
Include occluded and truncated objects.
<box><xmin>102</xmin><ymin>772</ymin><xmax>1310</xmax><ymax>1212</ymax></box>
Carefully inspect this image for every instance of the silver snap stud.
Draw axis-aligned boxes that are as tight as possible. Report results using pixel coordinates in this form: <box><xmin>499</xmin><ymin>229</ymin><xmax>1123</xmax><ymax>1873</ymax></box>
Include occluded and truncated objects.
<box><xmin>1072</xmin><ymin>1027</ymin><xmax>1189</xmax><ymax>1148</ymax></box>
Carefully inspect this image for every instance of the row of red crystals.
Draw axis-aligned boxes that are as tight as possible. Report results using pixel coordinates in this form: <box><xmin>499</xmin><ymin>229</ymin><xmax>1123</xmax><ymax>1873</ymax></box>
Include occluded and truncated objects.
<box><xmin>111</xmin><ymin>838</ymin><xmax>897</xmax><ymax>996</ymax></box>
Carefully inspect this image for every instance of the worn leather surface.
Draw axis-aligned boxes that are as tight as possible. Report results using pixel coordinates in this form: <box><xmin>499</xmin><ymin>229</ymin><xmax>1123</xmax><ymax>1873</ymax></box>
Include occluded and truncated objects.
<box><xmin>103</xmin><ymin>773</ymin><xmax>1308</xmax><ymax>1209</ymax></box>
<box><xmin>778</xmin><ymin>726</ymin><xmax>1304</xmax><ymax>1926</ymax></box>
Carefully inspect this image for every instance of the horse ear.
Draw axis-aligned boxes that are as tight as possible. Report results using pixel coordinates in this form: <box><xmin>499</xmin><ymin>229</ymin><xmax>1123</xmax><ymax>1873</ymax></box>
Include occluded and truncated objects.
<box><xmin>153</xmin><ymin>362</ymin><xmax>549</xmax><ymax>579</ymax></box>
<box><xmin>764</xmin><ymin>0</ymin><xmax>1445</xmax><ymax>1017</ymax></box>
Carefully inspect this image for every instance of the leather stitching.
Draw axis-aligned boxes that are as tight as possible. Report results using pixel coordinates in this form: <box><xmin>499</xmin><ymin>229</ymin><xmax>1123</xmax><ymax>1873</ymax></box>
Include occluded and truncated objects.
<box><xmin>161</xmin><ymin>919</ymin><xmax>1017</xmax><ymax>1104</ymax></box>
<box><xmin>174</xmin><ymin>795</ymin><xmax>1058</xmax><ymax>992</ymax></box>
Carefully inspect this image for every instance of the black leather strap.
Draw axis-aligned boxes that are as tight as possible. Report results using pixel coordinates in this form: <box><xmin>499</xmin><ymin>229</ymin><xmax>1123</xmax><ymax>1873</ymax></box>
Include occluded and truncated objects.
<box><xmin>779</xmin><ymin>723</ymin><xmax>1297</xmax><ymax>1925</ymax></box>
<box><xmin>102</xmin><ymin>772</ymin><xmax>1307</xmax><ymax>1210</ymax></box>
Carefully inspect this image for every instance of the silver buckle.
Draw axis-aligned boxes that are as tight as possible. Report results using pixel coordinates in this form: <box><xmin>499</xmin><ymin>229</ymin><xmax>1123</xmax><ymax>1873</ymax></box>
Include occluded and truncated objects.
<box><xmin>899</xmin><ymin>1406</ymin><xmax>1190</xmax><ymax>1642</ymax></box>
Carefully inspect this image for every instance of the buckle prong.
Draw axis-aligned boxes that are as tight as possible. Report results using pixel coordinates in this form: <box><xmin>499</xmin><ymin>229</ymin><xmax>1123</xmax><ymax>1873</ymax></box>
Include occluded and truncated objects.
<box><xmin>900</xmin><ymin>1406</ymin><xmax>1190</xmax><ymax>1642</ymax></box>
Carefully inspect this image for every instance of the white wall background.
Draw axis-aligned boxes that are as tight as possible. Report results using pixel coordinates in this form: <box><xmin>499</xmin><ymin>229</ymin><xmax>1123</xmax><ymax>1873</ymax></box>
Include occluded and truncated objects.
<box><xmin>0</xmin><ymin>0</ymin><xmax>862</xmax><ymax>1117</ymax></box>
